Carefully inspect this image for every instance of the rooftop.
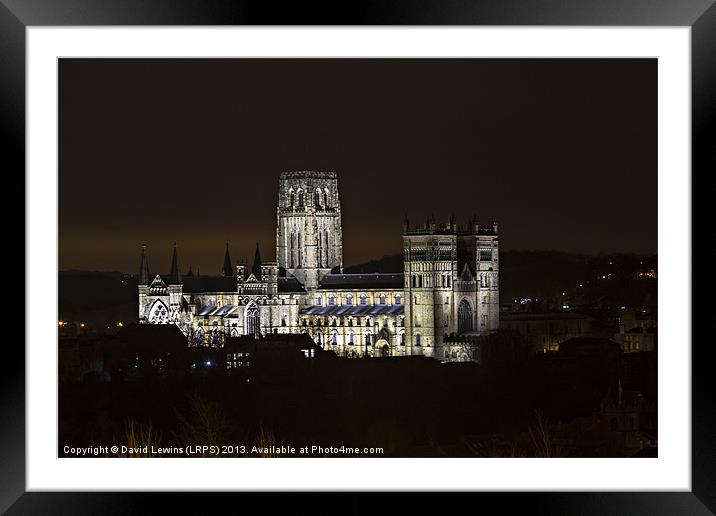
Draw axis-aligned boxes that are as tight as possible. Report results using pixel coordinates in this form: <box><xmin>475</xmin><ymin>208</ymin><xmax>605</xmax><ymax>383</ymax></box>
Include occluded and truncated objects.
<box><xmin>318</xmin><ymin>273</ymin><xmax>403</xmax><ymax>290</ymax></box>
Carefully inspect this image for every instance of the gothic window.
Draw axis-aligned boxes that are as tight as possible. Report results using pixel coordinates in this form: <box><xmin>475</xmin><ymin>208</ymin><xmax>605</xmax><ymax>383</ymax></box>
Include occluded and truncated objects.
<box><xmin>289</xmin><ymin>191</ymin><xmax>295</xmax><ymax>207</ymax></box>
<box><xmin>281</xmin><ymin>313</ymin><xmax>287</xmax><ymax>326</ymax></box>
<box><xmin>360</xmin><ymin>294</ymin><xmax>367</xmax><ymax>305</ymax></box>
<box><xmin>329</xmin><ymin>295</ymin><xmax>335</xmax><ymax>305</ymax></box>
<box><xmin>365</xmin><ymin>318</ymin><xmax>370</xmax><ymax>327</ymax></box>
<box><xmin>148</xmin><ymin>300</ymin><xmax>169</xmax><ymax>324</ymax></box>
<box><xmin>348</xmin><ymin>318</ymin><xmax>353</xmax><ymax>327</ymax></box>
<box><xmin>331</xmin><ymin>330</ymin><xmax>338</xmax><ymax>344</ymax></box>
<box><xmin>230</xmin><ymin>327</ymin><xmax>239</xmax><ymax>337</ymax></box>
<box><xmin>379</xmin><ymin>293</ymin><xmax>386</xmax><ymax>305</ymax></box>
<box><xmin>366</xmin><ymin>331</ymin><xmax>372</xmax><ymax>345</ymax></box>
<box><xmin>290</xmin><ymin>232</ymin><xmax>295</xmax><ymax>268</ymax></box>
<box><xmin>348</xmin><ymin>331</ymin><xmax>354</xmax><ymax>345</ymax></box>
<box><xmin>399</xmin><ymin>332</ymin><xmax>405</xmax><ymax>345</ymax></box>
<box><xmin>345</xmin><ymin>294</ymin><xmax>353</xmax><ymax>305</ymax></box>
<box><xmin>246</xmin><ymin>304</ymin><xmax>260</xmax><ymax>337</ymax></box>
<box><xmin>298</xmin><ymin>191</ymin><xmax>304</xmax><ymax>207</ymax></box>
<box><xmin>458</xmin><ymin>299</ymin><xmax>473</xmax><ymax>333</ymax></box>
<box><xmin>297</xmin><ymin>232</ymin><xmax>302</xmax><ymax>267</ymax></box>
<box><xmin>316</xmin><ymin>331</ymin><xmax>323</xmax><ymax>346</ymax></box>
<box><xmin>316</xmin><ymin>296</ymin><xmax>322</xmax><ymax>305</ymax></box>
<box><xmin>395</xmin><ymin>294</ymin><xmax>401</xmax><ymax>305</ymax></box>
<box><xmin>415</xmin><ymin>333</ymin><xmax>422</xmax><ymax>346</ymax></box>
<box><xmin>314</xmin><ymin>190</ymin><xmax>321</xmax><ymax>209</ymax></box>
<box><xmin>324</xmin><ymin>188</ymin><xmax>330</xmax><ymax>209</ymax></box>
<box><xmin>195</xmin><ymin>327</ymin><xmax>205</xmax><ymax>344</ymax></box>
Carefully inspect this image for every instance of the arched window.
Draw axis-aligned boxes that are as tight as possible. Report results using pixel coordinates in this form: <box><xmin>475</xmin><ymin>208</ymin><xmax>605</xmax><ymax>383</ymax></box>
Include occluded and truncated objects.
<box><xmin>458</xmin><ymin>299</ymin><xmax>473</xmax><ymax>334</ymax></box>
<box><xmin>148</xmin><ymin>300</ymin><xmax>169</xmax><ymax>324</ymax></box>
<box><xmin>331</xmin><ymin>330</ymin><xmax>338</xmax><ymax>344</ymax></box>
<box><xmin>379</xmin><ymin>293</ymin><xmax>386</xmax><ymax>305</ymax></box>
<box><xmin>289</xmin><ymin>190</ymin><xmax>295</xmax><ymax>207</ymax></box>
<box><xmin>329</xmin><ymin>295</ymin><xmax>335</xmax><ymax>305</ymax></box>
<box><xmin>289</xmin><ymin>232</ymin><xmax>295</xmax><ymax>268</ymax></box>
<box><xmin>316</xmin><ymin>331</ymin><xmax>323</xmax><ymax>346</ymax></box>
<box><xmin>246</xmin><ymin>304</ymin><xmax>260</xmax><ymax>337</ymax></box>
<box><xmin>316</xmin><ymin>296</ymin><xmax>322</xmax><ymax>306</ymax></box>
<box><xmin>298</xmin><ymin>191</ymin><xmax>304</xmax><ymax>207</ymax></box>
<box><xmin>348</xmin><ymin>331</ymin><xmax>354</xmax><ymax>345</ymax></box>
<box><xmin>345</xmin><ymin>294</ymin><xmax>353</xmax><ymax>305</ymax></box>
<box><xmin>395</xmin><ymin>294</ymin><xmax>401</xmax><ymax>305</ymax></box>
<box><xmin>411</xmin><ymin>275</ymin><xmax>417</xmax><ymax>288</ymax></box>
<box><xmin>281</xmin><ymin>313</ymin><xmax>287</xmax><ymax>326</ymax></box>
<box><xmin>297</xmin><ymin>232</ymin><xmax>302</xmax><ymax>267</ymax></box>
<box><xmin>399</xmin><ymin>332</ymin><xmax>405</xmax><ymax>345</ymax></box>
<box><xmin>230</xmin><ymin>327</ymin><xmax>239</xmax><ymax>337</ymax></box>
<box><xmin>314</xmin><ymin>190</ymin><xmax>321</xmax><ymax>209</ymax></box>
<box><xmin>365</xmin><ymin>318</ymin><xmax>371</xmax><ymax>327</ymax></box>
<box><xmin>348</xmin><ymin>317</ymin><xmax>353</xmax><ymax>327</ymax></box>
<box><xmin>415</xmin><ymin>333</ymin><xmax>422</xmax><ymax>346</ymax></box>
<box><xmin>360</xmin><ymin>294</ymin><xmax>367</xmax><ymax>305</ymax></box>
<box><xmin>324</xmin><ymin>188</ymin><xmax>330</xmax><ymax>208</ymax></box>
<box><xmin>195</xmin><ymin>327</ymin><xmax>205</xmax><ymax>345</ymax></box>
<box><xmin>211</xmin><ymin>328</ymin><xmax>222</xmax><ymax>344</ymax></box>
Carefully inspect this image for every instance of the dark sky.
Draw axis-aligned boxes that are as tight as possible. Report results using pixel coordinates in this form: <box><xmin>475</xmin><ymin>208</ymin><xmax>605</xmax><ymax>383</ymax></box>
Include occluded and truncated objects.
<box><xmin>59</xmin><ymin>58</ymin><xmax>656</xmax><ymax>274</ymax></box>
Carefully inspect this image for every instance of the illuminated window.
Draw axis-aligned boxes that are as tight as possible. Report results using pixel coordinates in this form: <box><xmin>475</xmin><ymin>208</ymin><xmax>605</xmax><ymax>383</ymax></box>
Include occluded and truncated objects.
<box><xmin>346</xmin><ymin>294</ymin><xmax>353</xmax><ymax>305</ymax></box>
<box><xmin>379</xmin><ymin>293</ymin><xmax>386</xmax><ymax>305</ymax></box>
<box><xmin>395</xmin><ymin>294</ymin><xmax>401</xmax><ymax>305</ymax></box>
<box><xmin>360</xmin><ymin>294</ymin><xmax>367</xmax><ymax>305</ymax></box>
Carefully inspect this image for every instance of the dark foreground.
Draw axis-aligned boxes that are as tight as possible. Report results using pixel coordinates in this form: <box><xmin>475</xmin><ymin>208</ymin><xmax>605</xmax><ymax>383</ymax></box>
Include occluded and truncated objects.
<box><xmin>59</xmin><ymin>333</ymin><xmax>656</xmax><ymax>458</ymax></box>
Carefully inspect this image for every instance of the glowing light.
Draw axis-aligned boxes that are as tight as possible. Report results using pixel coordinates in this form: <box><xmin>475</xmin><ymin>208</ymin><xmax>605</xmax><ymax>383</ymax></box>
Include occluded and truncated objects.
<box><xmin>117</xmin><ymin>321</ymin><xmax>124</xmax><ymax>327</ymax></box>
<box><xmin>58</xmin><ymin>321</ymin><xmax>64</xmax><ymax>327</ymax></box>
<box><xmin>79</xmin><ymin>323</ymin><xmax>86</xmax><ymax>328</ymax></box>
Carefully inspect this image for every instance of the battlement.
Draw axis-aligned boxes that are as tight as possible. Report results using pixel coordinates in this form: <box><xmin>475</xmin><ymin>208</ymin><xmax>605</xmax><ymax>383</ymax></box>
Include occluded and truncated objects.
<box><xmin>280</xmin><ymin>170</ymin><xmax>337</xmax><ymax>180</ymax></box>
<box><xmin>403</xmin><ymin>219</ymin><xmax>498</xmax><ymax>236</ymax></box>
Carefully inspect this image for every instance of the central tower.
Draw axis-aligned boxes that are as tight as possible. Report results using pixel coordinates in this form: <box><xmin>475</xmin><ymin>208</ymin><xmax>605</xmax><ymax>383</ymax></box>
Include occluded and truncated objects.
<box><xmin>276</xmin><ymin>171</ymin><xmax>343</xmax><ymax>289</ymax></box>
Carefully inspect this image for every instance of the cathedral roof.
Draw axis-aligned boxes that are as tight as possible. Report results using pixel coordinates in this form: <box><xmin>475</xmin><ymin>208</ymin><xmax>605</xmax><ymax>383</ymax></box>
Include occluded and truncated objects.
<box><xmin>299</xmin><ymin>304</ymin><xmax>404</xmax><ymax>316</ymax></box>
<box><xmin>317</xmin><ymin>273</ymin><xmax>403</xmax><ymax>290</ymax></box>
<box><xmin>278</xmin><ymin>276</ymin><xmax>306</xmax><ymax>293</ymax></box>
<box><xmin>182</xmin><ymin>276</ymin><xmax>237</xmax><ymax>293</ymax></box>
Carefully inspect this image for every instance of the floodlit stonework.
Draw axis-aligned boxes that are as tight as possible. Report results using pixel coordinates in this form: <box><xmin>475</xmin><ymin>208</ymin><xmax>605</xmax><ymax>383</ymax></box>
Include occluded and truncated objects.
<box><xmin>138</xmin><ymin>171</ymin><xmax>499</xmax><ymax>361</ymax></box>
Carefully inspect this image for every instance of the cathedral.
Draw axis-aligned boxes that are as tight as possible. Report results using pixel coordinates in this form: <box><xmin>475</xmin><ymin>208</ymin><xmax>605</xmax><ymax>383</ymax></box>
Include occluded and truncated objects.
<box><xmin>138</xmin><ymin>171</ymin><xmax>499</xmax><ymax>361</ymax></box>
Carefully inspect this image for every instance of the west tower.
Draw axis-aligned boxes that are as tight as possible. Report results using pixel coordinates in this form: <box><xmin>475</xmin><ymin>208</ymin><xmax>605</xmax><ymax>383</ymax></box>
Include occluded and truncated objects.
<box><xmin>276</xmin><ymin>171</ymin><xmax>343</xmax><ymax>289</ymax></box>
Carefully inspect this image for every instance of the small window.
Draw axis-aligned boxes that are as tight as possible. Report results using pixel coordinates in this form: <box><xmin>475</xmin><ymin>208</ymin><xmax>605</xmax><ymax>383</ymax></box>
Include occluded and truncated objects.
<box><xmin>395</xmin><ymin>294</ymin><xmax>401</xmax><ymax>305</ymax></box>
<box><xmin>415</xmin><ymin>333</ymin><xmax>422</xmax><ymax>346</ymax></box>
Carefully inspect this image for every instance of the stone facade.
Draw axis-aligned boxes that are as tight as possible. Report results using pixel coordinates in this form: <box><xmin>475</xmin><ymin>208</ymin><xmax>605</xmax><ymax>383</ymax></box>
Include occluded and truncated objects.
<box><xmin>138</xmin><ymin>171</ymin><xmax>499</xmax><ymax>360</ymax></box>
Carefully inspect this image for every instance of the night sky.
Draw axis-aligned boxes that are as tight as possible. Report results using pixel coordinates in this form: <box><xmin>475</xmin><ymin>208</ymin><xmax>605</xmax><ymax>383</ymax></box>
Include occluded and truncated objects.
<box><xmin>59</xmin><ymin>58</ymin><xmax>656</xmax><ymax>274</ymax></box>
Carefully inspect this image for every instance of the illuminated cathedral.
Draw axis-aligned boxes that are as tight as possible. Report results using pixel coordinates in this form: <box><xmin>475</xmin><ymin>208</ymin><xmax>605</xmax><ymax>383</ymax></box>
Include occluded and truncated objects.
<box><xmin>138</xmin><ymin>171</ymin><xmax>499</xmax><ymax>360</ymax></box>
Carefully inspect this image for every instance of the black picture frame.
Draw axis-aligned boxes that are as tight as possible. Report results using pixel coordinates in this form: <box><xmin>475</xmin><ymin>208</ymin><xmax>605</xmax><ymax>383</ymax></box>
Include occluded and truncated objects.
<box><xmin>3</xmin><ymin>0</ymin><xmax>711</xmax><ymax>513</ymax></box>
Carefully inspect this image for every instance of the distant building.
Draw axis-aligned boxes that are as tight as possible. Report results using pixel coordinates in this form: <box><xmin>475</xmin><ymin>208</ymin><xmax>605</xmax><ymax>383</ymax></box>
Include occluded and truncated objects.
<box><xmin>137</xmin><ymin>171</ymin><xmax>500</xmax><ymax>360</ymax></box>
<box><xmin>614</xmin><ymin>326</ymin><xmax>657</xmax><ymax>353</ymax></box>
<box><xmin>615</xmin><ymin>308</ymin><xmax>657</xmax><ymax>353</ymax></box>
<box><xmin>500</xmin><ymin>312</ymin><xmax>594</xmax><ymax>353</ymax></box>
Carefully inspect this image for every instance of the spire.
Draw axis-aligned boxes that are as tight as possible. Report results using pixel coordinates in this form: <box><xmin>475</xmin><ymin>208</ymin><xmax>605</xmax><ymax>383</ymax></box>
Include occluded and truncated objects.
<box><xmin>252</xmin><ymin>242</ymin><xmax>262</xmax><ymax>280</ymax></box>
<box><xmin>186</xmin><ymin>264</ymin><xmax>194</xmax><ymax>277</ymax></box>
<box><xmin>222</xmin><ymin>241</ymin><xmax>234</xmax><ymax>276</ymax></box>
<box><xmin>139</xmin><ymin>244</ymin><xmax>149</xmax><ymax>285</ymax></box>
<box><xmin>169</xmin><ymin>242</ymin><xmax>182</xmax><ymax>284</ymax></box>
